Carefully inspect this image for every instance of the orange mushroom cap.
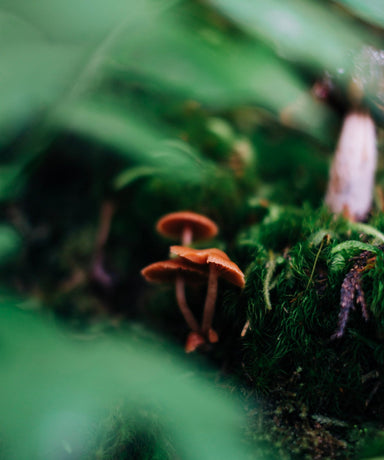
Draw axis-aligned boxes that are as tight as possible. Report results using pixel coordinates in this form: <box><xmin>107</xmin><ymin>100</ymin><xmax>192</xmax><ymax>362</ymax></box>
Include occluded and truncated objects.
<box><xmin>170</xmin><ymin>246</ymin><xmax>245</xmax><ymax>288</ymax></box>
<box><xmin>156</xmin><ymin>211</ymin><xmax>218</xmax><ymax>241</ymax></box>
<box><xmin>170</xmin><ymin>246</ymin><xmax>229</xmax><ymax>264</ymax></box>
<box><xmin>141</xmin><ymin>258</ymin><xmax>207</xmax><ymax>284</ymax></box>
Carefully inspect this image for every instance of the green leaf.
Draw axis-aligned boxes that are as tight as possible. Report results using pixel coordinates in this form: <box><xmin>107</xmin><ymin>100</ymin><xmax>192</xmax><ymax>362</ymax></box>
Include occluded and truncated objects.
<box><xmin>331</xmin><ymin>241</ymin><xmax>381</xmax><ymax>256</ymax></box>
<box><xmin>53</xmin><ymin>100</ymin><xmax>210</xmax><ymax>184</ymax></box>
<box><xmin>335</xmin><ymin>0</ymin><xmax>384</xmax><ymax>30</ymax></box>
<box><xmin>110</xmin><ymin>23</ymin><xmax>332</xmax><ymax>138</ymax></box>
<box><xmin>0</xmin><ymin>10</ymin><xmax>43</xmax><ymax>44</ymax></box>
<box><xmin>0</xmin><ymin>225</ymin><xmax>20</xmax><ymax>264</ymax></box>
<box><xmin>348</xmin><ymin>222</ymin><xmax>384</xmax><ymax>244</ymax></box>
<box><xmin>329</xmin><ymin>241</ymin><xmax>380</xmax><ymax>273</ymax></box>
<box><xmin>0</xmin><ymin>38</ymin><xmax>88</xmax><ymax>147</ymax></box>
<box><xmin>0</xmin><ymin>0</ymin><xmax>149</xmax><ymax>42</ymax></box>
<box><xmin>0</xmin><ymin>303</ymin><xmax>254</xmax><ymax>459</ymax></box>
<box><xmin>209</xmin><ymin>0</ymin><xmax>370</xmax><ymax>74</ymax></box>
<box><xmin>114</xmin><ymin>166</ymin><xmax>157</xmax><ymax>190</ymax></box>
<box><xmin>0</xmin><ymin>165</ymin><xmax>24</xmax><ymax>201</ymax></box>
<box><xmin>0</xmin><ymin>0</ymin><xmax>333</xmax><ymax>152</ymax></box>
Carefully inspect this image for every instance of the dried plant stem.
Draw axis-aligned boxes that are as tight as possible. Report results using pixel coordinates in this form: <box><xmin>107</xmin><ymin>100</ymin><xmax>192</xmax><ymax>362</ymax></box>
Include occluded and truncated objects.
<box><xmin>241</xmin><ymin>320</ymin><xmax>250</xmax><ymax>337</ymax></box>
<box><xmin>263</xmin><ymin>250</ymin><xmax>276</xmax><ymax>311</ymax></box>
<box><xmin>305</xmin><ymin>236</ymin><xmax>326</xmax><ymax>292</ymax></box>
<box><xmin>331</xmin><ymin>247</ymin><xmax>384</xmax><ymax>339</ymax></box>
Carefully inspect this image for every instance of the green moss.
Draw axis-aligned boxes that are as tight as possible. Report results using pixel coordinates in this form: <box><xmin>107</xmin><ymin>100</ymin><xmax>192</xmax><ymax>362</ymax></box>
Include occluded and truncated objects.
<box><xmin>230</xmin><ymin>205</ymin><xmax>384</xmax><ymax>418</ymax></box>
<box><xmin>87</xmin><ymin>404</ymin><xmax>178</xmax><ymax>460</ymax></box>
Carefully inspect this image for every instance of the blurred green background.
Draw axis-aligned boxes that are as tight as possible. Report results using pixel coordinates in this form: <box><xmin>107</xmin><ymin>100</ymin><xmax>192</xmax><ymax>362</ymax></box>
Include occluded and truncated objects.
<box><xmin>1</xmin><ymin>0</ymin><xmax>384</xmax><ymax>458</ymax></box>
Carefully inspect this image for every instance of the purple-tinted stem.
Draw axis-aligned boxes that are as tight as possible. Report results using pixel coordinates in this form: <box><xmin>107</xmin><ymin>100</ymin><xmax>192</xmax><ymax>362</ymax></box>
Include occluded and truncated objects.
<box><xmin>332</xmin><ymin>270</ymin><xmax>357</xmax><ymax>339</ymax></box>
<box><xmin>356</xmin><ymin>283</ymin><xmax>369</xmax><ymax>321</ymax></box>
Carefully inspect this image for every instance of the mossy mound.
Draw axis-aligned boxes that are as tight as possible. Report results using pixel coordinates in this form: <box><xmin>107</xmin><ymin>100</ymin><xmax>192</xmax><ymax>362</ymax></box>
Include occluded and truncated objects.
<box><xmin>228</xmin><ymin>205</ymin><xmax>384</xmax><ymax>419</ymax></box>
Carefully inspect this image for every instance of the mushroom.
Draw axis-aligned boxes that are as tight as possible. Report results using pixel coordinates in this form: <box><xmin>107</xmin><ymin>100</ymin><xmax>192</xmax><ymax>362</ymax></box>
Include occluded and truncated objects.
<box><xmin>170</xmin><ymin>246</ymin><xmax>245</xmax><ymax>337</ymax></box>
<box><xmin>156</xmin><ymin>211</ymin><xmax>218</xmax><ymax>246</ymax></box>
<box><xmin>325</xmin><ymin>110</ymin><xmax>377</xmax><ymax>222</ymax></box>
<box><xmin>141</xmin><ymin>258</ymin><xmax>206</xmax><ymax>333</ymax></box>
<box><xmin>156</xmin><ymin>211</ymin><xmax>218</xmax><ymax>340</ymax></box>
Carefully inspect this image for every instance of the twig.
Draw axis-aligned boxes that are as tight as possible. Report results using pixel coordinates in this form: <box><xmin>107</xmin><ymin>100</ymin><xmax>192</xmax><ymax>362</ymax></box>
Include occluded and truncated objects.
<box><xmin>241</xmin><ymin>320</ymin><xmax>250</xmax><ymax>337</ymax></box>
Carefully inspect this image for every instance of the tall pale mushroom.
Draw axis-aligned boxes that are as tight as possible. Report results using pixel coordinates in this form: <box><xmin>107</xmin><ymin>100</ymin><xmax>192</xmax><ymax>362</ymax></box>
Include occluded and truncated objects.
<box><xmin>170</xmin><ymin>246</ymin><xmax>245</xmax><ymax>337</ymax></box>
<box><xmin>325</xmin><ymin>110</ymin><xmax>377</xmax><ymax>222</ymax></box>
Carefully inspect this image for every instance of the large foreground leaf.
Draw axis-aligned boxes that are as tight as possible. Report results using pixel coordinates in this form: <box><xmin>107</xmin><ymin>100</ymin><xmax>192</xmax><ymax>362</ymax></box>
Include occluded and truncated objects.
<box><xmin>0</xmin><ymin>0</ymin><xmax>334</xmax><ymax>152</ymax></box>
<box><xmin>335</xmin><ymin>0</ymin><xmax>384</xmax><ymax>30</ymax></box>
<box><xmin>209</xmin><ymin>0</ymin><xmax>371</xmax><ymax>74</ymax></box>
<box><xmin>0</xmin><ymin>302</ymin><xmax>255</xmax><ymax>459</ymax></box>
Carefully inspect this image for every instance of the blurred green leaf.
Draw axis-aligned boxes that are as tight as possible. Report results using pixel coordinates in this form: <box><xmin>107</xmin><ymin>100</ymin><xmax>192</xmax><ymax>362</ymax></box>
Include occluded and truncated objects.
<box><xmin>330</xmin><ymin>241</ymin><xmax>381</xmax><ymax>273</ymax></box>
<box><xmin>0</xmin><ymin>225</ymin><xmax>20</xmax><ymax>264</ymax></box>
<box><xmin>0</xmin><ymin>10</ymin><xmax>43</xmax><ymax>43</ymax></box>
<box><xmin>0</xmin><ymin>0</ymin><xmax>151</xmax><ymax>147</ymax></box>
<box><xmin>0</xmin><ymin>0</ymin><xmax>334</xmax><ymax>152</ymax></box>
<box><xmin>0</xmin><ymin>37</ymin><xmax>87</xmax><ymax>147</ymax></box>
<box><xmin>53</xmin><ymin>99</ymin><xmax>210</xmax><ymax>184</ymax></box>
<box><xmin>110</xmin><ymin>23</ymin><xmax>332</xmax><ymax>138</ymax></box>
<box><xmin>0</xmin><ymin>165</ymin><xmax>24</xmax><ymax>200</ymax></box>
<box><xmin>114</xmin><ymin>166</ymin><xmax>157</xmax><ymax>190</ymax></box>
<box><xmin>0</xmin><ymin>303</ymin><xmax>254</xmax><ymax>459</ymax></box>
<box><xmin>335</xmin><ymin>0</ymin><xmax>384</xmax><ymax>30</ymax></box>
<box><xmin>0</xmin><ymin>0</ymin><xmax>148</xmax><ymax>42</ymax></box>
<box><xmin>209</xmin><ymin>0</ymin><xmax>371</xmax><ymax>74</ymax></box>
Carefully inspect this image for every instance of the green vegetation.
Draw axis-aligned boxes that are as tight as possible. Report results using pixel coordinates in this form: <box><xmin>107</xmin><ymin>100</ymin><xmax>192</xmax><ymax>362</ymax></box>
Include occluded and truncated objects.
<box><xmin>1</xmin><ymin>0</ymin><xmax>384</xmax><ymax>458</ymax></box>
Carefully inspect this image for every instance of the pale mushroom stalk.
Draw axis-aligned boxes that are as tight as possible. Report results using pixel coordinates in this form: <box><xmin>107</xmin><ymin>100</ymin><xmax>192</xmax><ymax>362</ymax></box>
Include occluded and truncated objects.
<box><xmin>202</xmin><ymin>265</ymin><xmax>219</xmax><ymax>336</ymax></box>
<box><xmin>175</xmin><ymin>275</ymin><xmax>200</xmax><ymax>332</ymax></box>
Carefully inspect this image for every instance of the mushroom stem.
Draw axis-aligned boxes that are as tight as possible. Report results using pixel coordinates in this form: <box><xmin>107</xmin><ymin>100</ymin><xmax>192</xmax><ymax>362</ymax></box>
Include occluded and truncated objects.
<box><xmin>202</xmin><ymin>265</ymin><xmax>218</xmax><ymax>336</ymax></box>
<box><xmin>182</xmin><ymin>226</ymin><xmax>193</xmax><ymax>246</ymax></box>
<box><xmin>175</xmin><ymin>275</ymin><xmax>200</xmax><ymax>332</ymax></box>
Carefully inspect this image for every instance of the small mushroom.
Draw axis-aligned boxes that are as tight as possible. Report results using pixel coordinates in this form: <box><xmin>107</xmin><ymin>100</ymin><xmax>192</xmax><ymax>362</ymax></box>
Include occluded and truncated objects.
<box><xmin>141</xmin><ymin>258</ymin><xmax>206</xmax><ymax>333</ymax></box>
<box><xmin>156</xmin><ymin>211</ymin><xmax>218</xmax><ymax>246</ymax></box>
<box><xmin>170</xmin><ymin>246</ymin><xmax>245</xmax><ymax>337</ymax></box>
<box><xmin>325</xmin><ymin>110</ymin><xmax>377</xmax><ymax>222</ymax></box>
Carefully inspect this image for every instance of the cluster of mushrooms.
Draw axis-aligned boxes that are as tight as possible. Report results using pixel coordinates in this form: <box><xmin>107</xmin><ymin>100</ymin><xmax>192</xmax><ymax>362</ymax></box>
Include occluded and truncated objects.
<box><xmin>141</xmin><ymin>211</ymin><xmax>245</xmax><ymax>352</ymax></box>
